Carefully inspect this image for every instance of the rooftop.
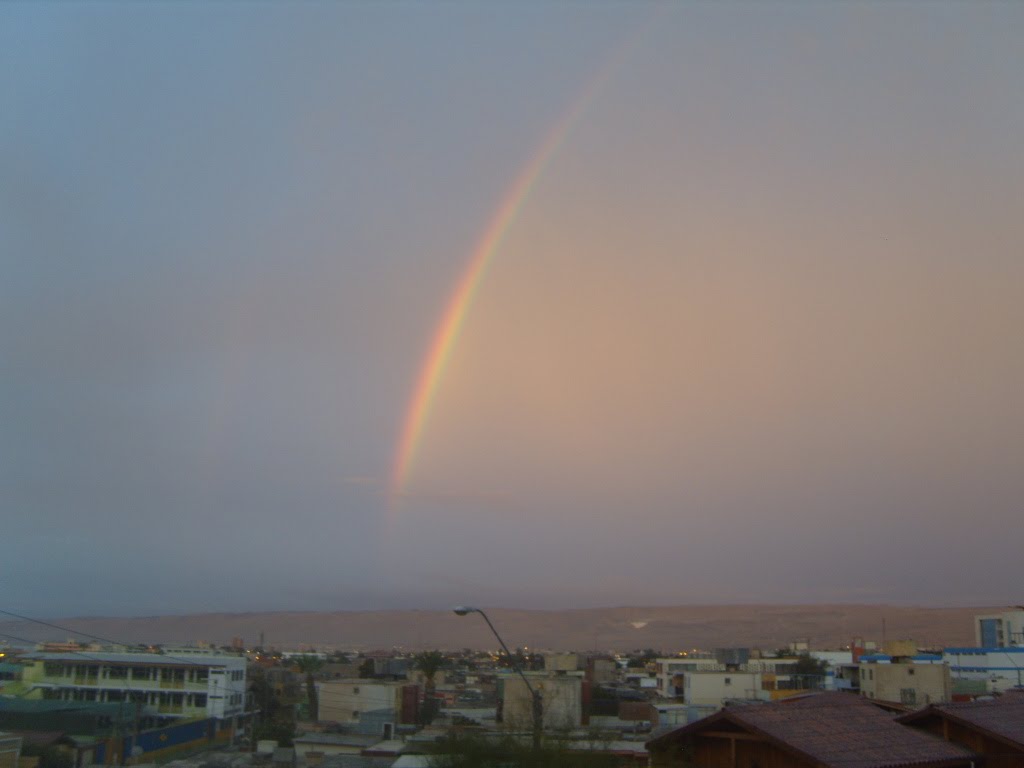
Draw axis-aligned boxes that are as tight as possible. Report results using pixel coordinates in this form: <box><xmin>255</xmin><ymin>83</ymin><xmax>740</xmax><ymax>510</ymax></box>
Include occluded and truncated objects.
<box><xmin>898</xmin><ymin>690</ymin><xmax>1024</xmax><ymax>749</ymax></box>
<box><xmin>24</xmin><ymin>652</ymin><xmax>242</xmax><ymax>667</ymax></box>
<box><xmin>648</xmin><ymin>692</ymin><xmax>973</xmax><ymax>768</ymax></box>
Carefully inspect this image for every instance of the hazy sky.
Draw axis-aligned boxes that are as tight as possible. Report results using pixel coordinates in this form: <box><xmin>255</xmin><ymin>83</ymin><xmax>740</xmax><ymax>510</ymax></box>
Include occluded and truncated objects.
<box><xmin>3</xmin><ymin>2</ymin><xmax>1022</xmax><ymax>617</ymax></box>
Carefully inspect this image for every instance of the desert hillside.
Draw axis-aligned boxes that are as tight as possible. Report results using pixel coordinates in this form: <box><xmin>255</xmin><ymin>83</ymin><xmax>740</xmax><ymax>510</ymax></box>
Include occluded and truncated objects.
<box><xmin>0</xmin><ymin>604</ymin><xmax>988</xmax><ymax>652</ymax></box>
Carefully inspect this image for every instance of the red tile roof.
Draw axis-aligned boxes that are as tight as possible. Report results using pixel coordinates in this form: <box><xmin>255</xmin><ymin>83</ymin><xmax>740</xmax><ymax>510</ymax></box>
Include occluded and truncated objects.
<box><xmin>648</xmin><ymin>692</ymin><xmax>974</xmax><ymax>768</ymax></box>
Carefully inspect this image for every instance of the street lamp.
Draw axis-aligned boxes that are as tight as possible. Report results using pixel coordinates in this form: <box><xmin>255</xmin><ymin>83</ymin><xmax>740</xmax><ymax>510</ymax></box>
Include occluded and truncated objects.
<box><xmin>453</xmin><ymin>606</ymin><xmax>542</xmax><ymax>750</ymax></box>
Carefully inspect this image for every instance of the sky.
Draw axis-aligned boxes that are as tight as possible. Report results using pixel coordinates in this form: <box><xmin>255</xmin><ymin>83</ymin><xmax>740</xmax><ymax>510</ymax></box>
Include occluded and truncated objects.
<box><xmin>2</xmin><ymin>2</ymin><xmax>1023</xmax><ymax>617</ymax></box>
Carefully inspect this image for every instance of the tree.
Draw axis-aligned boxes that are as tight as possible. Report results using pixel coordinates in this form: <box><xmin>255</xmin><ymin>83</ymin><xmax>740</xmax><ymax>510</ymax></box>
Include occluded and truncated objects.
<box><xmin>626</xmin><ymin>649</ymin><xmax>659</xmax><ymax>669</ymax></box>
<box><xmin>414</xmin><ymin>650</ymin><xmax>447</xmax><ymax>725</ymax></box>
<box><xmin>358</xmin><ymin>657</ymin><xmax>375</xmax><ymax>678</ymax></box>
<box><xmin>791</xmin><ymin>654</ymin><xmax>829</xmax><ymax>689</ymax></box>
<box><xmin>293</xmin><ymin>655</ymin><xmax>324</xmax><ymax>721</ymax></box>
<box><xmin>248</xmin><ymin>667</ymin><xmax>281</xmax><ymax>722</ymax></box>
<box><xmin>253</xmin><ymin>718</ymin><xmax>295</xmax><ymax>748</ymax></box>
<box><xmin>427</xmin><ymin>734</ymin><xmax>618</xmax><ymax>768</ymax></box>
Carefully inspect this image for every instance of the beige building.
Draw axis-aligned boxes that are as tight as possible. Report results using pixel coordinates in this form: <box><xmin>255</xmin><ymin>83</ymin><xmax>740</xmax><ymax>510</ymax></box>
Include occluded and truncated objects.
<box><xmin>859</xmin><ymin>661</ymin><xmax>950</xmax><ymax>706</ymax></box>
<box><xmin>544</xmin><ymin>653</ymin><xmax>580</xmax><ymax>672</ymax></box>
<box><xmin>501</xmin><ymin>674</ymin><xmax>582</xmax><ymax>732</ymax></box>
<box><xmin>682</xmin><ymin>671</ymin><xmax>767</xmax><ymax>709</ymax></box>
<box><xmin>586</xmin><ymin>657</ymin><xmax>618</xmax><ymax>686</ymax></box>
<box><xmin>316</xmin><ymin>680</ymin><xmax>416</xmax><ymax>737</ymax></box>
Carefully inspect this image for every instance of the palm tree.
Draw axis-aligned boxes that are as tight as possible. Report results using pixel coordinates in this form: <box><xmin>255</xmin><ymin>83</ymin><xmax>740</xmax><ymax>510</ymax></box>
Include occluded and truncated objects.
<box><xmin>294</xmin><ymin>655</ymin><xmax>324</xmax><ymax>721</ymax></box>
<box><xmin>414</xmin><ymin>650</ymin><xmax>446</xmax><ymax>725</ymax></box>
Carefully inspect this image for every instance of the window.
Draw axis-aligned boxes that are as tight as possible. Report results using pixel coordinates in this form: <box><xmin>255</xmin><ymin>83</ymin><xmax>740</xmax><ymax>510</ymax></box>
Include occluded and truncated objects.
<box><xmin>353</xmin><ymin>687</ymin><xmax>359</xmax><ymax>694</ymax></box>
<box><xmin>908</xmin><ymin>668</ymin><xmax>915</xmax><ymax>675</ymax></box>
<box><xmin>724</xmin><ymin>677</ymin><xmax>731</xmax><ymax>685</ymax></box>
<box><xmin>351</xmin><ymin>711</ymin><xmax>359</xmax><ymax>719</ymax></box>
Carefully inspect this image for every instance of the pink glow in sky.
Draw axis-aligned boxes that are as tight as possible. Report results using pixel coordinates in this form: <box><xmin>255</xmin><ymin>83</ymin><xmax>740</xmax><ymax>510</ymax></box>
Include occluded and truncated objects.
<box><xmin>2</xmin><ymin>2</ymin><xmax>1023</xmax><ymax>615</ymax></box>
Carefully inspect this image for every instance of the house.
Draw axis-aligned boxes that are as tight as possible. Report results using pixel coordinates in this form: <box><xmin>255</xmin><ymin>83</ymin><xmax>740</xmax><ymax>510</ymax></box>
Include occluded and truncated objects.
<box><xmin>682</xmin><ymin>671</ymin><xmax>767</xmax><ymax>709</ymax></box>
<box><xmin>316</xmin><ymin>680</ymin><xmax>418</xmax><ymax>737</ymax></box>
<box><xmin>646</xmin><ymin>692</ymin><xmax>975</xmax><ymax>768</ymax></box>
<box><xmin>897</xmin><ymin>690</ymin><xmax>1024</xmax><ymax>768</ymax></box>
<box><xmin>859</xmin><ymin>654</ymin><xmax>951</xmax><ymax>706</ymax></box>
<box><xmin>500</xmin><ymin>674</ymin><xmax>582</xmax><ymax>731</ymax></box>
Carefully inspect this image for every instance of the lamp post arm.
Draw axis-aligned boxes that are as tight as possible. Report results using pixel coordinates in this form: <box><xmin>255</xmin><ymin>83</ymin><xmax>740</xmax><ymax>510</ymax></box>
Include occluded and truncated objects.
<box><xmin>476</xmin><ymin>609</ymin><xmax>538</xmax><ymax>700</ymax></box>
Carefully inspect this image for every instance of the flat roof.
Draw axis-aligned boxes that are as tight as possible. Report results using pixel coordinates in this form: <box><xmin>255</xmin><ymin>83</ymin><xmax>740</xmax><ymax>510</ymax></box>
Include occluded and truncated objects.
<box><xmin>24</xmin><ymin>652</ymin><xmax>241</xmax><ymax>667</ymax></box>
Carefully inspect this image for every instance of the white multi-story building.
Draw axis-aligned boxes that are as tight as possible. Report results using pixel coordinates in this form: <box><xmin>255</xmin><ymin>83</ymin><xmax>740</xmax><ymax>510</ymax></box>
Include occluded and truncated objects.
<box><xmin>944</xmin><ymin>646</ymin><xmax>1024</xmax><ymax>694</ymax></box>
<box><xmin>21</xmin><ymin>652</ymin><xmax>247</xmax><ymax>721</ymax></box>
<box><xmin>653</xmin><ymin>658</ymin><xmax>724</xmax><ymax>698</ymax></box>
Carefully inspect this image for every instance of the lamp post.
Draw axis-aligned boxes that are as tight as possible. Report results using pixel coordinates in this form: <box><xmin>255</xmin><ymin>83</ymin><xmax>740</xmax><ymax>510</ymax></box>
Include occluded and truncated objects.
<box><xmin>453</xmin><ymin>606</ymin><xmax>542</xmax><ymax>750</ymax></box>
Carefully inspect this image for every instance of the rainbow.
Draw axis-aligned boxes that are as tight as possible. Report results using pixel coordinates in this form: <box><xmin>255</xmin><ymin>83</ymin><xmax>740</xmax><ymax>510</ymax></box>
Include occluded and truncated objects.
<box><xmin>389</xmin><ymin>22</ymin><xmax>652</xmax><ymax>507</ymax></box>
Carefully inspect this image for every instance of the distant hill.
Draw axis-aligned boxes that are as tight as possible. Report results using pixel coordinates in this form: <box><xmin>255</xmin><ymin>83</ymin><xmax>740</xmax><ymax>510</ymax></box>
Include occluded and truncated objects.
<box><xmin>0</xmin><ymin>604</ymin><xmax>989</xmax><ymax>652</ymax></box>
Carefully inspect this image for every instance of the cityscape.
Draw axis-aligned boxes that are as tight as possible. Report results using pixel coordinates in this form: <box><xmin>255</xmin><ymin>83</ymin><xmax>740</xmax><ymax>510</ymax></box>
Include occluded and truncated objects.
<box><xmin>0</xmin><ymin>606</ymin><xmax>1023</xmax><ymax>767</ymax></box>
<box><xmin>3</xmin><ymin>1</ymin><xmax>1023</xmax><ymax>767</ymax></box>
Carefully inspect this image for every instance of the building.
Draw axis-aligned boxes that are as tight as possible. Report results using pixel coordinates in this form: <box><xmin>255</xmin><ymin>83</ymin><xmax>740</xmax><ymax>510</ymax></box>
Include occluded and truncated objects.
<box><xmin>0</xmin><ymin>698</ymin><xmax>136</xmax><ymax>738</ymax></box>
<box><xmin>944</xmin><ymin>646</ymin><xmax>1024</xmax><ymax>695</ymax></box>
<box><xmin>291</xmin><ymin>732</ymin><xmax>383</xmax><ymax>757</ymax></box>
<box><xmin>585</xmin><ymin>657</ymin><xmax>617</xmax><ymax>686</ymax></box>
<box><xmin>19</xmin><ymin>651</ymin><xmax>247</xmax><ymax>722</ymax></box>
<box><xmin>653</xmin><ymin>658</ymin><xmax>724</xmax><ymax>698</ymax></box>
<box><xmin>316</xmin><ymin>680</ymin><xmax>418</xmax><ymax>737</ymax></box>
<box><xmin>544</xmin><ymin>653</ymin><xmax>580</xmax><ymax>673</ymax></box>
<box><xmin>975</xmin><ymin>607</ymin><xmax>1024</xmax><ymax>648</ymax></box>
<box><xmin>897</xmin><ymin>691</ymin><xmax>1024</xmax><ymax>768</ymax></box>
<box><xmin>501</xmin><ymin>674</ymin><xmax>582</xmax><ymax>731</ymax></box>
<box><xmin>859</xmin><ymin>654</ymin><xmax>951</xmax><ymax>706</ymax></box>
<box><xmin>681</xmin><ymin>671</ymin><xmax>767</xmax><ymax>710</ymax></box>
<box><xmin>647</xmin><ymin>692</ymin><xmax>975</xmax><ymax>768</ymax></box>
<box><xmin>0</xmin><ymin>733</ymin><xmax>20</xmax><ymax>768</ymax></box>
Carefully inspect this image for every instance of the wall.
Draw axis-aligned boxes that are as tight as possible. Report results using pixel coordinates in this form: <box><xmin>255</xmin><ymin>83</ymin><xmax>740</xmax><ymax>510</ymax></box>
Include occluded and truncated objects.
<box><xmin>316</xmin><ymin>681</ymin><xmax>399</xmax><ymax>732</ymax></box>
<box><xmin>502</xmin><ymin>676</ymin><xmax>582</xmax><ymax>732</ymax></box>
<box><xmin>683</xmin><ymin>672</ymin><xmax>766</xmax><ymax>709</ymax></box>
<box><xmin>860</xmin><ymin>663</ymin><xmax>950</xmax><ymax>706</ymax></box>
